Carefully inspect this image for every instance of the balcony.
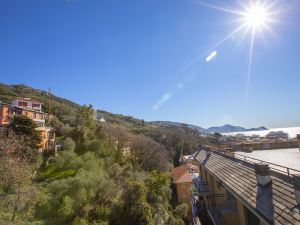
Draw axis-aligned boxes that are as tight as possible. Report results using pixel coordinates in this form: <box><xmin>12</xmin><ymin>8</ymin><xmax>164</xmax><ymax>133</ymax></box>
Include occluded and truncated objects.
<box><xmin>206</xmin><ymin>194</ymin><xmax>228</xmax><ymax>225</ymax></box>
<box><xmin>192</xmin><ymin>175</ymin><xmax>211</xmax><ymax>195</ymax></box>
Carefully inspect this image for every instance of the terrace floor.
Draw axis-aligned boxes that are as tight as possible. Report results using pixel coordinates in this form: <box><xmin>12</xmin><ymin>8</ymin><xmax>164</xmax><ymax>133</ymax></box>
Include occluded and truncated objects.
<box><xmin>237</xmin><ymin>148</ymin><xmax>300</xmax><ymax>171</ymax></box>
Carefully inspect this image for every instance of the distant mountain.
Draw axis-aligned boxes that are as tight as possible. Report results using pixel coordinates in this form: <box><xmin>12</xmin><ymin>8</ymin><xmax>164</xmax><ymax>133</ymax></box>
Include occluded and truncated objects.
<box><xmin>207</xmin><ymin>124</ymin><xmax>268</xmax><ymax>133</ymax></box>
<box><xmin>152</xmin><ymin>121</ymin><xmax>268</xmax><ymax>134</ymax></box>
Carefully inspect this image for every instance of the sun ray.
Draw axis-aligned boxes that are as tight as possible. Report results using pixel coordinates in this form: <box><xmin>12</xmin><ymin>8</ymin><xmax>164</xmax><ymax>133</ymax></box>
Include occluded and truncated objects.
<box><xmin>246</xmin><ymin>27</ymin><xmax>256</xmax><ymax>101</ymax></box>
<box><xmin>192</xmin><ymin>0</ymin><xmax>246</xmax><ymax>16</ymax></box>
<box><xmin>196</xmin><ymin>0</ymin><xmax>280</xmax><ymax>98</ymax></box>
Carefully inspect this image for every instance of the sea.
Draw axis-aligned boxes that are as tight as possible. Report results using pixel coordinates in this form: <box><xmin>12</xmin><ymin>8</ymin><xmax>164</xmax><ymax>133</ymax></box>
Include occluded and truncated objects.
<box><xmin>223</xmin><ymin>127</ymin><xmax>300</xmax><ymax>139</ymax></box>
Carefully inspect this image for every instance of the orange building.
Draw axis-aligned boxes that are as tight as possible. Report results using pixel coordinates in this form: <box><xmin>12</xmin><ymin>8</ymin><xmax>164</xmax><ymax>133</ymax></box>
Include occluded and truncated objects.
<box><xmin>0</xmin><ymin>98</ymin><xmax>47</xmax><ymax>127</ymax></box>
<box><xmin>172</xmin><ymin>164</ymin><xmax>199</xmax><ymax>221</ymax></box>
<box><xmin>36</xmin><ymin>127</ymin><xmax>55</xmax><ymax>152</ymax></box>
<box><xmin>0</xmin><ymin>98</ymin><xmax>54</xmax><ymax>151</ymax></box>
<box><xmin>0</xmin><ymin>103</ymin><xmax>10</xmax><ymax>126</ymax></box>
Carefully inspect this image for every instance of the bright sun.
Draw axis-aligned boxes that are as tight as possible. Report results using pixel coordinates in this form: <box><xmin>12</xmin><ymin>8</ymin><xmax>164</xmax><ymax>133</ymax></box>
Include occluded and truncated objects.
<box><xmin>243</xmin><ymin>2</ymin><xmax>269</xmax><ymax>29</ymax></box>
<box><xmin>194</xmin><ymin>0</ymin><xmax>280</xmax><ymax>98</ymax></box>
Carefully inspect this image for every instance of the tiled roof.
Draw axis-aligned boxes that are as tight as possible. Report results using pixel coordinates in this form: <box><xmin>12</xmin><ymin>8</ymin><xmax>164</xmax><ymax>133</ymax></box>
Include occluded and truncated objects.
<box><xmin>195</xmin><ymin>150</ymin><xmax>300</xmax><ymax>225</ymax></box>
<box><xmin>172</xmin><ymin>164</ymin><xmax>198</xmax><ymax>184</ymax></box>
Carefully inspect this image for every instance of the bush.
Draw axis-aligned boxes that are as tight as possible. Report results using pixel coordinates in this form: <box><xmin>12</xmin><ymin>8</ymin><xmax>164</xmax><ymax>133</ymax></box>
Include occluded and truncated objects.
<box><xmin>63</xmin><ymin>137</ymin><xmax>76</xmax><ymax>151</ymax></box>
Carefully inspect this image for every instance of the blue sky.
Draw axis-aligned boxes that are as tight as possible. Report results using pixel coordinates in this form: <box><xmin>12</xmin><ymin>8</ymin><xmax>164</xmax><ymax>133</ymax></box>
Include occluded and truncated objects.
<box><xmin>1</xmin><ymin>0</ymin><xmax>300</xmax><ymax>128</ymax></box>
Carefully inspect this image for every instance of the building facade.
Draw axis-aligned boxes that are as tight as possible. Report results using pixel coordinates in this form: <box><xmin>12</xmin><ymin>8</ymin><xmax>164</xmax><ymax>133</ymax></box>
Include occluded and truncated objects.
<box><xmin>0</xmin><ymin>103</ymin><xmax>10</xmax><ymax>126</ymax></box>
<box><xmin>172</xmin><ymin>164</ymin><xmax>199</xmax><ymax>221</ymax></box>
<box><xmin>0</xmin><ymin>98</ymin><xmax>54</xmax><ymax>151</ymax></box>
<box><xmin>188</xmin><ymin>148</ymin><xmax>300</xmax><ymax>225</ymax></box>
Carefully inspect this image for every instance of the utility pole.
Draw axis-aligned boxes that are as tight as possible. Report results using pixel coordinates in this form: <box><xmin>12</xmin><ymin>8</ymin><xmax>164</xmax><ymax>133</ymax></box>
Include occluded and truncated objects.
<box><xmin>48</xmin><ymin>88</ymin><xmax>52</xmax><ymax>123</ymax></box>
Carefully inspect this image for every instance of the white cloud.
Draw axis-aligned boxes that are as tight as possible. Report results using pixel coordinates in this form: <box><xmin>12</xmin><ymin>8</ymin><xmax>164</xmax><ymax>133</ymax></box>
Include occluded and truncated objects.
<box><xmin>205</xmin><ymin>50</ymin><xmax>218</xmax><ymax>62</ymax></box>
<box><xmin>152</xmin><ymin>92</ymin><xmax>173</xmax><ymax>111</ymax></box>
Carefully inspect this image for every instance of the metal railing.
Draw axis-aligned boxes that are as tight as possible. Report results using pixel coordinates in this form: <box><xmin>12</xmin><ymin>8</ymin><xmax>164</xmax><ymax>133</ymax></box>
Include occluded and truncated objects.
<box><xmin>206</xmin><ymin>194</ymin><xmax>227</xmax><ymax>225</ymax></box>
<box><xmin>193</xmin><ymin>179</ymin><xmax>211</xmax><ymax>194</ymax></box>
<box><xmin>209</xmin><ymin>146</ymin><xmax>300</xmax><ymax>177</ymax></box>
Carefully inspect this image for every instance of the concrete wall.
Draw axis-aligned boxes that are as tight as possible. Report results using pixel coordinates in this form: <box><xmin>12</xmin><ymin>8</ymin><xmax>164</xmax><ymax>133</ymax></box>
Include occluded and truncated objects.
<box><xmin>232</xmin><ymin>140</ymin><xmax>298</xmax><ymax>151</ymax></box>
<box><xmin>222</xmin><ymin>212</ymin><xmax>240</xmax><ymax>225</ymax></box>
<box><xmin>236</xmin><ymin>201</ymin><xmax>247</xmax><ymax>225</ymax></box>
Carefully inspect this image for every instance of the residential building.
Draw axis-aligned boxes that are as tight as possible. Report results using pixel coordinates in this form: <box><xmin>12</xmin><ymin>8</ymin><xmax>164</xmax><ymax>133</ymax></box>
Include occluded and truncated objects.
<box><xmin>0</xmin><ymin>102</ymin><xmax>10</xmax><ymax>126</ymax></box>
<box><xmin>189</xmin><ymin>147</ymin><xmax>300</xmax><ymax>225</ymax></box>
<box><xmin>172</xmin><ymin>164</ymin><xmax>199</xmax><ymax>221</ymax></box>
<box><xmin>0</xmin><ymin>98</ymin><xmax>55</xmax><ymax>151</ymax></box>
<box><xmin>12</xmin><ymin>98</ymin><xmax>43</xmax><ymax>112</ymax></box>
<box><xmin>266</xmin><ymin>131</ymin><xmax>289</xmax><ymax>140</ymax></box>
<box><xmin>36</xmin><ymin>127</ymin><xmax>56</xmax><ymax>152</ymax></box>
<box><xmin>0</xmin><ymin>98</ymin><xmax>47</xmax><ymax>127</ymax></box>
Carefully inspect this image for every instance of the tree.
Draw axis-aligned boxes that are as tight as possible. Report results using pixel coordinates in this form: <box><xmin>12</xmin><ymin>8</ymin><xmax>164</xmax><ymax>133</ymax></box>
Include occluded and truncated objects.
<box><xmin>110</xmin><ymin>180</ymin><xmax>154</xmax><ymax>225</ymax></box>
<box><xmin>129</xmin><ymin>135</ymin><xmax>169</xmax><ymax>172</ymax></box>
<box><xmin>63</xmin><ymin>137</ymin><xmax>76</xmax><ymax>151</ymax></box>
<box><xmin>77</xmin><ymin>104</ymin><xmax>95</xmax><ymax>130</ymax></box>
<box><xmin>9</xmin><ymin>115</ymin><xmax>42</xmax><ymax>150</ymax></box>
<box><xmin>214</xmin><ymin>132</ymin><xmax>222</xmax><ymax>138</ymax></box>
<box><xmin>0</xmin><ymin>128</ymin><xmax>39</xmax><ymax>223</ymax></box>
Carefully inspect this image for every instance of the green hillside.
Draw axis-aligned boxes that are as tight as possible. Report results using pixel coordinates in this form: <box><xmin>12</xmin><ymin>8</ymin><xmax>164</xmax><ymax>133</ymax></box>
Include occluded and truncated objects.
<box><xmin>0</xmin><ymin>83</ymin><xmax>216</xmax><ymax>225</ymax></box>
<box><xmin>0</xmin><ymin>83</ymin><xmax>211</xmax><ymax>161</ymax></box>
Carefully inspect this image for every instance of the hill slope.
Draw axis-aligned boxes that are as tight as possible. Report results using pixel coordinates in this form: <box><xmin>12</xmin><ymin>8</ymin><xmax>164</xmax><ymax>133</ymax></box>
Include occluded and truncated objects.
<box><xmin>0</xmin><ymin>83</ymin><xmax>210</xmax><ymax>165</ymax></box>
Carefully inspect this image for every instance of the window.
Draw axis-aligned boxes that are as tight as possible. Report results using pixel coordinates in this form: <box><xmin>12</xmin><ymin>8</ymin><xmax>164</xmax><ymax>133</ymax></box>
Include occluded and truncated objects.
<box><xmin>245</xmin><ymin>206</ymin><xmax>260</xmax><ymax>225</ymax></box>
<box><xmin>32</xmin><ymin>103</ymin><xmax>41</xmax><ymax>108</ymax></box>
<box><xmin>18</xmin><ymin>101</ymin><xmax>28</xmax><ymax>107</ymax></box>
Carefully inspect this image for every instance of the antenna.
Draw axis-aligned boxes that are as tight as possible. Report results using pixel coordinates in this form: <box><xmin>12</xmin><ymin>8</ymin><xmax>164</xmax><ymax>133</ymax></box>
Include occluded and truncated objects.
<box><xmin>48</xmin><ymin>87</ymin><xmax>52</xmax><ymax>122</ymax></box>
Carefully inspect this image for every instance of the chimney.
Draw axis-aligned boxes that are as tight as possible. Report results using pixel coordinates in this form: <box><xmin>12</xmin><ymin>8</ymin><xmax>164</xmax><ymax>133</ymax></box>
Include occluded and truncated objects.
<box><xmin>205</xmin><ymin>147</ymin><xmax>211</xmax><ymax>157</ymax></box>
<box><xmin>254</xmin><ymin>163</ymin><xmax>272</xmax><ymax>186</ymax></box>
<box><xmin>297</xmin><ymin>135</ymin><xmax>300</xmax><ymax>152</ymax></box>
<box><xmin>293</xmin><ymin>174</ymin><xmax>300</xmax><ymax>205</ymax></box>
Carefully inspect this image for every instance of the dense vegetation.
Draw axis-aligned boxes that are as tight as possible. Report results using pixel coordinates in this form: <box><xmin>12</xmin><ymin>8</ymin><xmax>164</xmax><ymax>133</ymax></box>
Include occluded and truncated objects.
<box><xmin>0</xmin><ymin>83</ymin><xmax>216</xmax><ymax>224</ymax></box>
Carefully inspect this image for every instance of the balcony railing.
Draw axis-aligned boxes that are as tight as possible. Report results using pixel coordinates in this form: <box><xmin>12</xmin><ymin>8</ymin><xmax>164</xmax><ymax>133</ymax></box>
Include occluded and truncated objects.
<box><xmin>190</xmin><ymin>172</ymin><xmax>211</xmax><ymax>195</ymax></box>
<box><xmin>194</xmin><ymin>180</ymin><xmax>211</xmax><ymax>194</ymax></box>
<box><xmin>207</xmin><ymin>147</ymin><xmax>300</xmax><ymax>177</ymax></box>
<box><xmin>206</xmin><ymin>194</ymin><xmax>227</xmax><ymax>225</ymax></box>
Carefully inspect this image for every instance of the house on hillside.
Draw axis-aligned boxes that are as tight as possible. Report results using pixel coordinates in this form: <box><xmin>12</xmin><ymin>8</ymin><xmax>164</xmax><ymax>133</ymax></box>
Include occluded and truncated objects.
<box><xmin>172</xmin><ymin>164</ymin><xmax>199</xmax><ymax>221</ymax></box>
<box><xmin>1</xmin><ymin>98</ymin><xmax>47</xmax><ymax>127</ymax></box>
<box><xmin>0</xmin><ymin>98</ymin><xmax>55</xmax><ymax>151</ymax></box>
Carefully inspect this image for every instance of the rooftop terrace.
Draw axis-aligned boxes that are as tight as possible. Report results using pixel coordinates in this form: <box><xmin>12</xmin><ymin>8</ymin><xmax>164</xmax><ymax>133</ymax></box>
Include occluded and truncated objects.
<box><xmin>238</xmin><ymin>148</ymin><xmax>300</xmax><ymax>171</ymax></box>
